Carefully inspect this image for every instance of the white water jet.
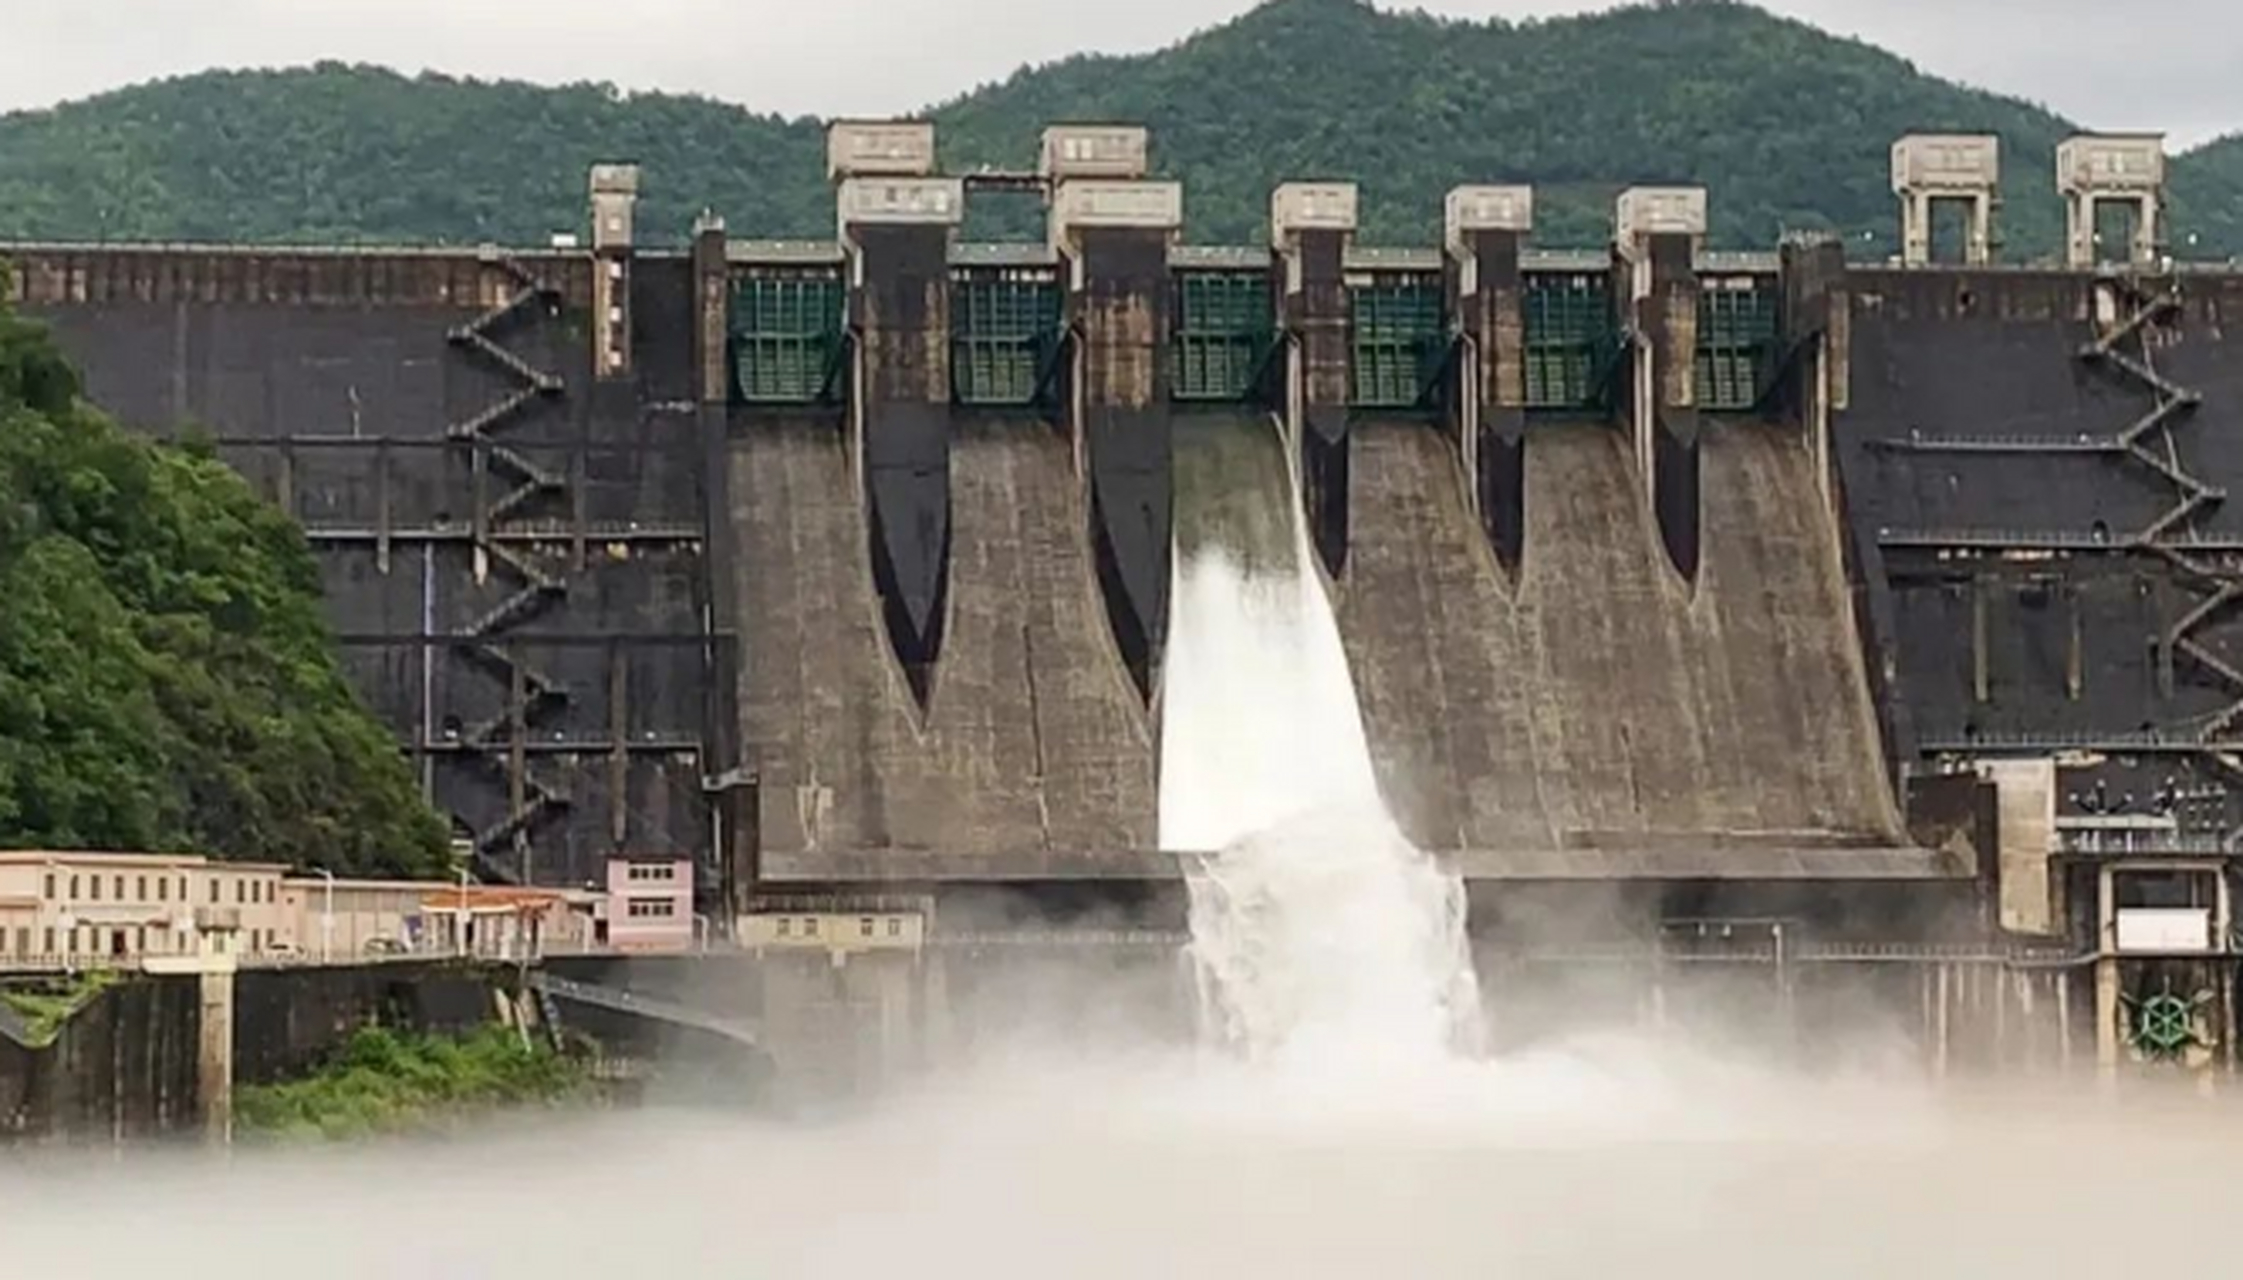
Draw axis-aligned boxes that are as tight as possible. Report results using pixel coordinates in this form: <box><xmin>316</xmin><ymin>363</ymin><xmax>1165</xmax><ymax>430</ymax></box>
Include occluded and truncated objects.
<box><xmin>1158</xmin><ymin>462</ymin><xmax>1482</xmax><ymax>1066</ymax></box>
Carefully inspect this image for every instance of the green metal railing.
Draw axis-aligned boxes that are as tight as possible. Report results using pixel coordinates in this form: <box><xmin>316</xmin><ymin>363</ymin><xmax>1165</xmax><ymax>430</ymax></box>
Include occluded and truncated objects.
<box><xmin>732</xmin><ymin>270</ymin><xmax>845</xmax><ymax>404</ymax></box>
<box><xmin>1348</xmin><ymin>272</ymin><xmax>1444</xmax><ymax>409</ymax></box>
<box><xmin>951</xmin><ymin>267</ymin><xmax>1062</xmax><ymax>406</ymax></box>
<box><xmin>1523</xmin><ymin>271</ymin><xmax>1618</xmax><ymax>411</ymax></box>
<box><xmin>1173</xmin><ymin>270</ymin><xmax>1273</xmax><ymax>402</ymax></box>
<box><xmin>1696</xmin><ymin>276</ymin><xmax>1780</xmax><ymax>412</ymax></box>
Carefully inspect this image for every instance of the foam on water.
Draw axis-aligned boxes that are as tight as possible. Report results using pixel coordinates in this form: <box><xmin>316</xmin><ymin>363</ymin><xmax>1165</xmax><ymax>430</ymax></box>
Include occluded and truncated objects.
<box><xmin>1158</xmin><ymin>495</ymin><xmax>1482</xmax><ymax>1066</ymax></box>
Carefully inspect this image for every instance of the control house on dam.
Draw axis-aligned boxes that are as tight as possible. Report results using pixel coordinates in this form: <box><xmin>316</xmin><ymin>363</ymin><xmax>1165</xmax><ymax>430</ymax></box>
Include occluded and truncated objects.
<box><xmin>11</xmin><ymin>122</ymin><xmax>2243</xmax><ymax>1079</ymax></box>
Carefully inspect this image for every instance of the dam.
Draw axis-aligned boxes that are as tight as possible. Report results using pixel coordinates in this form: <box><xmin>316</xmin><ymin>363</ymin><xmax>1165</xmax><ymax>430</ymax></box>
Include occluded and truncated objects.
<box><xmin>9</xmin><ymin>123</ymin><xmax>2241</xmax><ymax>1079</ymax></box>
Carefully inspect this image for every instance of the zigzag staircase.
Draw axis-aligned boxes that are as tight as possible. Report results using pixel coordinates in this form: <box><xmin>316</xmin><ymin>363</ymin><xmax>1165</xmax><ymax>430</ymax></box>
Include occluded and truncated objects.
<box><xmin>448</xmin><ymin>253</ymin><xmax>572</xmax><ymax>879</ymax></box>
<box><xmin>2081</xmin><ymin>277</ymin><xmax>2243</xmax><ymax>830</ymax></box>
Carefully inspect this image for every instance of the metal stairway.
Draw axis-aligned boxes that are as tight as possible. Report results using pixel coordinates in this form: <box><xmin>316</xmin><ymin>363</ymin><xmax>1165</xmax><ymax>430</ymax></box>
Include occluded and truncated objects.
<box><xmin>447</xmin><ymin>254</ymin><xmax>573</xmax><ymax>878</ymax></box>
<box><xmin>2079</xmin><ymin>280</ymin><xmax>2243</xmax><ymax>782</ymax></box>
<box><xmin>1878</xmin><ymin>285</ymin><xmax>2212</xmax><ymax>550</ymax></box>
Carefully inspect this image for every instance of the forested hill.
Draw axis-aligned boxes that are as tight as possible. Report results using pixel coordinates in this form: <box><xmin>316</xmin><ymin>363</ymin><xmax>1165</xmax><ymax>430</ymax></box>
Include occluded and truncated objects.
<box><xmin>0</xmin><ymin>0</ymin><xmax>2235</xmax><ymax>256</ymax></box>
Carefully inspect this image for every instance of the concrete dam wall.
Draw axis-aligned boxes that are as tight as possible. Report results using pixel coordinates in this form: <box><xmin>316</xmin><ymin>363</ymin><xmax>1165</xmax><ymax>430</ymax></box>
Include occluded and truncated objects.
<box><xmin>1841</xmin><ymin>269</ymin><xmax>2243</xmax><ymax>762</ymax></box>
<box><xmin>20</xmin><ymin>137</ymin><xmax>2243</xmax><ymax>906</ymax></box>
<box><xmin>733</xmin><ymin>412</ymin><xmax>1155</xmax><ymax>877</ymax></box>
<box><xmin>10</xmin><ymin>248</ymin><xmax>721</xmax><ymax>893</ymax></box>
<box><xmin>0</xmin><ymin>234</ymin><xmax>1952</xmax><ymax>896</ymax></box>
<box><xmin>1338</xmin><ymin>419</ymin><xmax>1901</xmax><ymax>866</ymax></box>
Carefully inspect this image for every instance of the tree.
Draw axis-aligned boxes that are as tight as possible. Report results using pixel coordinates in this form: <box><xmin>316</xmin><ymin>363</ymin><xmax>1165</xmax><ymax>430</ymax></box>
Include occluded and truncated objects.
<box><xmin>0</xmin><ymin>266</ymin><xmax>448</xmax><ymax>875</ymax></box>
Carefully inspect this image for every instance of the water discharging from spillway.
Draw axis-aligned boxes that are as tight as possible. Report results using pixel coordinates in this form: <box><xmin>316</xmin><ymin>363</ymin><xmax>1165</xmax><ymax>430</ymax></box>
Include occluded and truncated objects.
<box><xmin>1159</xmin><ymin>418</ymin><xmax>1483</xmax><ymax>1066</ymax></box>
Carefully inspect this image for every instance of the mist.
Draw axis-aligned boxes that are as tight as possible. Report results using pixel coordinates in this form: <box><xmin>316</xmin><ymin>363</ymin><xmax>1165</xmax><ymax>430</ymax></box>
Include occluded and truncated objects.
<box><xmin>7</xmin><ymin>1024</ymin><xmax>2243</xmax><ymax>1280</ymax></box>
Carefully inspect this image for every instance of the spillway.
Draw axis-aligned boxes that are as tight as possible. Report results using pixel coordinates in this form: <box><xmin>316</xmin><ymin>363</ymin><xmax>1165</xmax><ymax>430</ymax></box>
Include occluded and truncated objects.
<box><xmin>1335</xmin><ymin>418</ymin><xmax>1904</xmax><ymax>866</ymax></box>
<box><xmin>732</xmin><ymin>414</ymin><xmax>1153</xmax><ymax>871</ymax></box>
<box><xmin>1161</xmin><ymin>414</ymin><xmax>1480</xmax><ymax>1064</ymax></box>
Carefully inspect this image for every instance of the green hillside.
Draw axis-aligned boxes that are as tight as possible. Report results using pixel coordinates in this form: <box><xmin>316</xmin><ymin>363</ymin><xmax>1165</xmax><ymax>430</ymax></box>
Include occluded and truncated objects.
<box><xmin>0</xmin><ymin>270</ymin><xmax>449</xmax><ymax>874</ymax></box>
<box><xmin>0</xmin><ymin>0</ymin><xmax>2232</xmax><ymax>256</ymax></box>
<box><xmin>2172</xmin><ymin>134</ymin><xmax>2243</xmax><ymax>255</ymax></box>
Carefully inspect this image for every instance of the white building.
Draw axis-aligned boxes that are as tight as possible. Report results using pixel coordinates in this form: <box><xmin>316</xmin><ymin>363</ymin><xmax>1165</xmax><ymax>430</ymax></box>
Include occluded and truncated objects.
<box><xmin>0</xmin><ymin>851</ymin><xmax>289</xmax><ymax>967</ymax></box>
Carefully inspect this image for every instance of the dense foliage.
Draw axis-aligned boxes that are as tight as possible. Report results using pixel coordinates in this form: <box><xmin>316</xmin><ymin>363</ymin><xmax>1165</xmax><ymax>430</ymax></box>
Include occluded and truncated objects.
<box><xmin>234</xmin><ymin>1024</ymin><xmax>586</xmax><ymax>1141</ymax></box>
<box><xmin>0</xmin><ymin>0</ymin><xmax>2233</xmax><ymax>256</ymax></box>
<box><xmin>0</xmin><ymin>274</ymin><xmax>447</xmax><ymax>874</ymax></box>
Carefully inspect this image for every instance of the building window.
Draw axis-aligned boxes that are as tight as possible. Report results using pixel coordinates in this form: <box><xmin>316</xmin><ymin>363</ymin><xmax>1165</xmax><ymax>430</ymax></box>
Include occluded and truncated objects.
<box><xmin>136</xmin><ymin>875</ymin><xmax>147</xmax><ymax>901</ymax></box>
<box><xmin>209</xmin><ymin>879</ymin><xmax>220</xmax><ymax>904</ymax></box>
<box><xmin>158</xmin><ymin>878</ymin><xmax>169</xmax><ymax>902</ymax></box>
<box><xmin>886</xmin><ymin>918</ymin><xmax>902</xmax><ymax>938</ymax></box>
<box><xmin>134</xmin><ymin>927</ymin><xmax>147</xmax><ymax>953</ymax></box>
<box><xmin>805</xmin><ymin>917</ymin><xmax>820</xmax><ymax>938</ymax></box>
<box><xmin>68</xmin><ymin>874</ymin><xmax>78</xmax><ymax>900</ymax></box>
<box><xmin>777</xmin><ymin>918</ymin><xmax>792</xmax><ymax>937</ymax></box>
<box><xmin>627</xmin><ymin>863</ymin><xmax>679</xmax><ymax>883</ymax></box>
<box><xmin>43</xmin><ymin>927</ymin><xmax>54</xmax><ymax>954</ymax></box>
<box><xmin>14</xmin><ymin>928</ymin><xmax>28</xmax><ymax>955</ymax></box>
<box><xmin>89</xmin><ymin>876</ymin><xmax>101</xmax><ymax>902</ymax></box>
<box><xmin>43</xmin><ymin>873</ymin><xmax>55</xmax><ymax>899</ymax></box>
<box><xmin>113</xmin><ymin>875</ymin><xmax>123</xmax><ymax>900</ymax></box>
<box><xmin>235</xmin><ymin>880</ymin><xmax>245</xmax><ymax>905</ymax></box>
<box><xmin>179</xmin><ymin>876</ymin><xmax>188</xmax><ymax>901</ymax></box>
<box><xmin>859</xmin><ymin>917</ymin><xmax>874</xmax><ymax>938</ymax></box>
<box><xmin>626</xmin><ymin>898</ymin><xmax>678</xmax><ymax>919</ymax></box>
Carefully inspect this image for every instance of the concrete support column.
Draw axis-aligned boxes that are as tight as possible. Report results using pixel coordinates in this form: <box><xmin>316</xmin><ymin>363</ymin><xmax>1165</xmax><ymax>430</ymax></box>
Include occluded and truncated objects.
<box><xmin>1445</xmin><ymin>186</ymin><xmax>1533</xmax><ymax>571</ymax></box>
<box><xmin>1778</xmin><ymin>234</ymin><xmax>1849</xmax><ymax>509</ymax></box>
<box><xmin>691</xmin><ymin>214</ymin><xmax>730</xmax><ymax>405</ymax></box>
<box><xmin>589</xmin><ymin>164</ymin><xmax>640</xmax><ymax>380</ymax></box>
<box><xmin>2095</xmin><ymin>861</ymin><xmax>2121</xmax><ymax>1082</ymax></box>
<box><xmin>149</xmin><ymin>954</ymin><xmax>239</xmax><ymax>1145</ymax></box>
<box><xmin>1617</xmin><ymin>187</ymin><xmax>1706</xmax><ymax>580</ymax></box>
<box><xmin>832</xmin><ymin>123</ymin><xmax>960</xmax><ymax>693</ymax></box>
<box><xmin>1272</xmin><ymin>182</ymin><xmax>1358</xmax><ymax>577</ymax></box>
<box><xmin>1051</xmin><ymin>165</ymin><xmax>1182</xmax><ymax>700</ymax></box>
<box><xmin>199</xmin><ymin>967</ymin><xmax>233</xmax><ymax>1145</ymax></box>
<box><xmin>691</xmin><ymin>209</ymin><xmax>755</xmax><ymax>920</ymax></box>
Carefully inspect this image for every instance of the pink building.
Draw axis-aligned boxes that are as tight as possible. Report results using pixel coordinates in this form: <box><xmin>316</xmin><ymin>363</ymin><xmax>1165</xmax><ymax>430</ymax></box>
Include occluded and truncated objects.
<box><xmin>603</xmin><ymin>856</ymin><xmax>694</xmax><ymax>952</ymax></box>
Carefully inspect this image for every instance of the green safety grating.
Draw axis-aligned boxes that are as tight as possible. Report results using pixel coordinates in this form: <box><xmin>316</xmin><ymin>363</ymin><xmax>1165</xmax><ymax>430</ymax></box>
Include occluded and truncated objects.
<box><xmin>1523</xmin><ymin>272</ymin><xmax>1617</xmax><ymax>411</ymax></box>
<box><xmin>1174</xmin><ymin>270</ymin><xmax>1272</xmax><ymax>402</ymax></box>
<box><xmin>1695</xmin><ymin>277</ymin><xmax>1779</xmax><ymax>413</ymax></box>
<box><xmin>1349</xmin><ymin>274</ymin><xmax>1444</xmax><ymax>409</ymax></box>
<box><xmin>952</xmin><ymin>268</ymin><xmax>1061</xmax><ymax>406</ymax></box>
<box><xmin>732</xmin><ymin>271</ymin><xmax>845</xmax><ymax>404</ymax></box>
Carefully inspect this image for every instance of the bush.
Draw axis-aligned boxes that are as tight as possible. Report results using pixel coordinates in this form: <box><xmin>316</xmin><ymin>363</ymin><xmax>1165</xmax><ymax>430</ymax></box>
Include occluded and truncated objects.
<box><xmin>234</xmin><ymin>1024</ymin><xmax>586</xmax><ymax>1141</ymax></box>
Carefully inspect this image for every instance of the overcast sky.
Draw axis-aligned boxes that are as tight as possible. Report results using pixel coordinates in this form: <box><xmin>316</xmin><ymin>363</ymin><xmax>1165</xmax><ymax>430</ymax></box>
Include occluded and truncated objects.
<box><xmin>7</xmin><ymin>0</ymin><xmax>2239</xmax><ymax>148</ymax></box>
